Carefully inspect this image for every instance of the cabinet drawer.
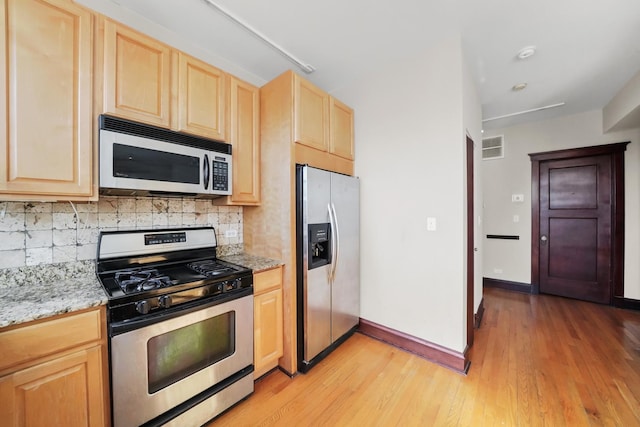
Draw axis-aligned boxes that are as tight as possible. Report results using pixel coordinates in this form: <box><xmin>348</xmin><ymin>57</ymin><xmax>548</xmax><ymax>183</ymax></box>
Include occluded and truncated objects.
<box><xmin>0</xmin><ymin>308</ymin><xmax>103</xmax><ymax>372</ymax></box>
<box><xmin>254</xmin><ymin>266</ymin><xmax>282</xmax><ymax>294</ymax></box>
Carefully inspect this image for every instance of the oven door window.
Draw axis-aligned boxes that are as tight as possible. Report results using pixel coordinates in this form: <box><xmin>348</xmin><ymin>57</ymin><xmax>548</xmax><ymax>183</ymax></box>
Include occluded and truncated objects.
<box><xmin>147</xmin><ymin>311</ymin><xmax>235</xmax><ymax>394</ymax></box>
<box><xmin>113</xmin><ymin>143</ymin><xmax>200</xmax><ymax>184</ymax></box>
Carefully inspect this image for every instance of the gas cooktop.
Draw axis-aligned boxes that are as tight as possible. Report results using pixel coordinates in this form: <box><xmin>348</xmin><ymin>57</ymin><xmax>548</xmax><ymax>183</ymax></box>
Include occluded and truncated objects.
<box><xmin>98</xmin><ymin>257</ymin><xmax>250</xmax><ymax>298</ymax></box>
<box><xmin>95</xmin><ymin>227</ymin><xmax>253</xmax><ymax>323</ymax></box>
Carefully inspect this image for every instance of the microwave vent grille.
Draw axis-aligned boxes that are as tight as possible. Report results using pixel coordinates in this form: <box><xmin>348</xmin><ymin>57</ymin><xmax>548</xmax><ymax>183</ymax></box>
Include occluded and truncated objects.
<box><xmin>99</xmin><ymin>115</ymin><xmax>232</xmax><ymax>155</ymax></box>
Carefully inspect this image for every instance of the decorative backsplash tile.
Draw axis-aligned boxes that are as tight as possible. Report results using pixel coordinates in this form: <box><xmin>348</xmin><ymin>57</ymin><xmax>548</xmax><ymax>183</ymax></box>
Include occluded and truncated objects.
<box><xmin>0</xmin><ymin>197</ymin><xmax>242</xmax><ymax>269</ymax></box>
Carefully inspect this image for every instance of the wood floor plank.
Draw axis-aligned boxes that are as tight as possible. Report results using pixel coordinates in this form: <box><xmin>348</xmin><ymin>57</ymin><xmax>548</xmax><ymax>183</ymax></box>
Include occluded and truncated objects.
<box><xmin>210</xmin><ymin>288</ymin><xmax>640</xmax><ymax>426</ymax></box>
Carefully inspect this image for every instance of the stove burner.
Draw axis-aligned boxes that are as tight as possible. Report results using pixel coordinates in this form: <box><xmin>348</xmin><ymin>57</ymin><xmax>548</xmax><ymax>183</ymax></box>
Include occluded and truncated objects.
<box><xmin>188</xmin><ymin>260</ymin><xmax>237</xmax><ymax>277</ymax></box>
<box><xmin>115</xmin><ymin>269</ymin><xmax>174</xmax><ymax>294</ymax></box>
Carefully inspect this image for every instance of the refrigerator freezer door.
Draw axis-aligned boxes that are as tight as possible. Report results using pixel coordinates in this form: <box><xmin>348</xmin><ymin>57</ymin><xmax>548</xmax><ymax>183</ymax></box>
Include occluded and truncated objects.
<box><xmin>304</xmin><ymin>264</ymin><xmax>332</xmax><ymax>361</ymax></box>
<box><xmin>302</xmin><ymin>166</ymin><xmax>332</xmax><ymax>362</ymax></box>
<box><xmin>330</xmin><ymin>172</ymin><xmax>360</xmax><ymax>342</ymax></box>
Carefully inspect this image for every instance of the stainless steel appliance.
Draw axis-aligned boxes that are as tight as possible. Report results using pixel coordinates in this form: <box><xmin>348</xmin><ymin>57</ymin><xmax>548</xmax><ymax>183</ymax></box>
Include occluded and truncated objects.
<box><xmin>99</xmin><ymin>115</ymin><xmax>232</xmax><ymax>198</ymax></box>
<box><xmin>296</xmin><ymin>165</ymin><xmax>360</xmax><ymax>373</ymax></box>
<box><xmin>96</xmin><ymin>227</ymin><xmax>253</xmax><ymax>427</ymax></box>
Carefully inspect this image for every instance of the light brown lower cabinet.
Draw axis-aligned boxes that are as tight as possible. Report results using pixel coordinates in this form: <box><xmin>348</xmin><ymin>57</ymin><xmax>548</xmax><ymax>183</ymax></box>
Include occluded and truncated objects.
<box><xmin>253</xmin><ymin>266</ymin><xmax>284</xmax><ymax>379</ymax></box>
<box><xmin>0</xmin><ymin>307</ymin><xmax>109</xmax><ymax>427</ymax></box>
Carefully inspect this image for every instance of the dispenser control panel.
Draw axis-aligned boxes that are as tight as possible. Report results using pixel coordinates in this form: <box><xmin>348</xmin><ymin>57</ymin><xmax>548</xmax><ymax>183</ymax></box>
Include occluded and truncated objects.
<box><xmin>308</xmin><ymin>223</ymin><xmax>331</xmax><ymax>270</ymax></box>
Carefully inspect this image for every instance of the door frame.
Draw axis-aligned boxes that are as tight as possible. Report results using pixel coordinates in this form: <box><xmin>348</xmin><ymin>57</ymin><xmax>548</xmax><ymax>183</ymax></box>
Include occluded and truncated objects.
<box><xmin>529</xmin><ymin>142</ymin><xmax>629</xmax><ymax>305</ymax></box>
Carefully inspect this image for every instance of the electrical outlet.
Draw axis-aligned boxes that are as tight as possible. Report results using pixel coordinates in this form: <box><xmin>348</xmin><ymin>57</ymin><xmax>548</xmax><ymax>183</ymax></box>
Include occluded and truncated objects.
<box><xmin>427</xmin><ymin>217</ymin><xmax>437</xmax><ymax>231</ymax></box>
<box><xmin>511</xmin><ymin>194</ymin><xmax>524</xmax><ymax>203</ymax></box>
<box><xmin>493</xmin><ymin>268</ymin><xmax>503</xmax><ymax>274</ymax></box>
<box><xmin>225</xmin><ymin>229</ymin><xmax>238</xmax><ymax>238</ymax></box>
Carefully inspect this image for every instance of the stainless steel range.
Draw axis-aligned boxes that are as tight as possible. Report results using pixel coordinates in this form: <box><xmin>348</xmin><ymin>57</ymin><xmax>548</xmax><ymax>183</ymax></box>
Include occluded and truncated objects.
<box><xmin>96</xmin><ymin>227</ymin><xmax>253</xmax><ymax>427</ymax></box>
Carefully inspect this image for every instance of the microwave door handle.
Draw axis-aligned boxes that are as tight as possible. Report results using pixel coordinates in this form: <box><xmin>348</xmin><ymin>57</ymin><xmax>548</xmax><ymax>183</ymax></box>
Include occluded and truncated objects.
<box><xmin>203</xmin><ymin>154</ymin><xmax>210</xmax><ymax>190</ymax></box>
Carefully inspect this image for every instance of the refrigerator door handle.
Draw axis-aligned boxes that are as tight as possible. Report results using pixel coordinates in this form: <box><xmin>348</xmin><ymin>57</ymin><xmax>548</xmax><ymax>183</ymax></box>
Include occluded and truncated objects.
<box><xmin>330</xmin><ymin>202</ymin><xmax>340</xmax><ymax>282</ymax></box>
<box><xmin>328</xmin><ymin>203</ymin><xmax>337</xmax><ymax>282</ymax></box>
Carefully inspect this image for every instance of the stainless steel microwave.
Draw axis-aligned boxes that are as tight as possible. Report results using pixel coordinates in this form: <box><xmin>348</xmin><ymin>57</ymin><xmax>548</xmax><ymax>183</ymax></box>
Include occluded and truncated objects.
<box><xmin>99</xmin><ymin>115</ymin><xmax>232</xmax><ymax>198</ymax></box>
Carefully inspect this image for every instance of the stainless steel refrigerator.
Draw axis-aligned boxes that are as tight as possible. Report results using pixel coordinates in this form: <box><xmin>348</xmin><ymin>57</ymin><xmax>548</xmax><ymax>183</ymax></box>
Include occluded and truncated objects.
<box><xmin>296</xmin><ymin>165</ymin><xmax>360</xmax><ymax>373</ymax></box>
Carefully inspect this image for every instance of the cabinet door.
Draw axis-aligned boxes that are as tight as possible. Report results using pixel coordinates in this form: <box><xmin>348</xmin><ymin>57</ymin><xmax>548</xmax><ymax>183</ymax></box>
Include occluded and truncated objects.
<box><xmin>0</xmin><ymin>0</ymin><xmax>93</xmax><ymax>199</ymax></box>
<box><xmin>294</xmin><ymin>76</ymin><xmax>329</xmax><ymax>151</ymax></box>
<box><xmin>178</xmin><ymin>53</ymin><xmax>226</xmax><ymax>140</ymax></box>
<box><xmin>329</xmin><ymin>97</ymin><xmax>354</xmax><ymax>160</ymax></box>
<box><xmin>228</xmin><ymin>76</ymin><xmax>260</xmax><ymax>205</ymax></box>
<box><xmin>103</xmin><ymin>20</ymin><xmax>172</xmax><ymax>128</ymax></box>
<box><xmin>0</xmin><ymin>346</ymin><xmax>107</xmax><ymax>427</ymax></box>
<box><xmin>254</xmin><ymin>288</ymin><xmax>283</xmax><ymax>378</ymax></box>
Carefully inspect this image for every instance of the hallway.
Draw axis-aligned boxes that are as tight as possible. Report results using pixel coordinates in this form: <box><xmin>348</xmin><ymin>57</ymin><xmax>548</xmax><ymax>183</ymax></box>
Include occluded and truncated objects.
<box><xmin>212</xmin><ymin>288</ymin><xmax>640</xmax><ymax>426</ymax></box>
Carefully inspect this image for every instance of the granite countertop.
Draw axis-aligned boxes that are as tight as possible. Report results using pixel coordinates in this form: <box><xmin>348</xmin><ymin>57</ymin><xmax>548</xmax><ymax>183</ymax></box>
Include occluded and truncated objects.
<box><xmin>0</xmin><ymin>253</ymin><xmax>281</xmax><ymax>329</ymax></box>
<box><xmin>0</xmin><ymin>260</ymin><xmax>107</xmax><ymax>329</ymax></box>
<box><xmin>219</xmin><ymin>253</ymin><xmax>283</xmax><ymax>273</ymax></box>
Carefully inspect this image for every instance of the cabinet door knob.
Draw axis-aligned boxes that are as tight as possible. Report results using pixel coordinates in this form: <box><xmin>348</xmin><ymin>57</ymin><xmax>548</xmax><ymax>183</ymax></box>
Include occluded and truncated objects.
<box><xmin>541</xmin><ymin>235</ymin><xmax>548</xmax><ymax>243</ymax></box>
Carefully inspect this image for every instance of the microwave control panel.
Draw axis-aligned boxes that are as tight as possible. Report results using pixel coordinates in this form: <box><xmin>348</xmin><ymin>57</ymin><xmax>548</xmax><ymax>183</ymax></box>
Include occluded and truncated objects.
<box><xmin>212</xmin><ymin>159</ymin><xmax>229</xmax><ymax>191</ymax></box>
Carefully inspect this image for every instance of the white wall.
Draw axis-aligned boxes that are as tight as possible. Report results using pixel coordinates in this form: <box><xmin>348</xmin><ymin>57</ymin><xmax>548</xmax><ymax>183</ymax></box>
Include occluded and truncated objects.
<box><xmin>482</xmin><ymin>110</ymin><xmax>640</xmax><ymax>299</ymax></box>
<box><xmin>335</xmin><ymin>36</ymin><xmax>480</xmax><ymax>354</ymax></box>
<box><xmin>603</xmin><ymin>70</ymin><xmax>640</xmax><ymax>132</ymax></box>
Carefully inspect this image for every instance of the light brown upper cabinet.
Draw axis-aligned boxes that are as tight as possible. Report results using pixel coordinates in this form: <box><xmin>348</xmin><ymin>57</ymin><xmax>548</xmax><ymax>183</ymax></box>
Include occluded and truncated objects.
<box><xmin>294</xmin><ymin>76</ymin><xmax>329</xmax><ymax>151</ymax></box>
<box><xmin>294</xmin><ymin>75</ymin><xmax>357</xmax><ymax>161</ymax></box>
<box><xmin>177</xmin><ymin>53</ymin><xmax>226</xmax><ymax>140</ymax></box>
<box><xmin>0</xmin><ymin>0</ymin><xmax>95</xmax><ymax>201</ymax></box>
<box><xmin>216</xmin><ymin>76</ymin><xmax>260</xmax><ymax>205</ymax></box>
<box><xmin>287</xmin><ymin>71</ymin><xmax>355</xmax><ymax>174</ymax></box>
<box><xmin>329</xmin><ymin>97</ymin><xmax>355</xmax><ymax>160</ymax></box>
<box><xmin>103</xmin><ymin>20</ymin><xmax>172</xmax><ymax>128</ymax></box>
<box><xmin>102</xmin><ymin>21</ymin><xmax>227</xmax><ymax>141</ymax></box>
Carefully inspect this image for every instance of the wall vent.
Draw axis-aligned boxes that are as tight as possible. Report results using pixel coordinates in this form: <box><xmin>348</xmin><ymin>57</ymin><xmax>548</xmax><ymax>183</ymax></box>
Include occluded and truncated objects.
<box><xmin>482</xmin><ymin>135</ymin><xmax>504</xmax><ymax>160</ymax></box>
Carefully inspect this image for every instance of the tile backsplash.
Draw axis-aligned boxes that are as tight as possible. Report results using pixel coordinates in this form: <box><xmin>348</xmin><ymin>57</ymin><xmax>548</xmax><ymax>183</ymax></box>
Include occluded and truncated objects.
<box><xmin>0</xmin><ymin>197</ymin><xmax>242</xmax><ymax>269</ymax></box>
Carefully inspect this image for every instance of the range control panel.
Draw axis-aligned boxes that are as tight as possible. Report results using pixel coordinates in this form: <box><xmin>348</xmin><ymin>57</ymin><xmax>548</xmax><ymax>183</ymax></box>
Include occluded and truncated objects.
<box><xmin>144</xmin><ymin>232</ymin><xmax>187</xmax><ymax>245</ymax></box>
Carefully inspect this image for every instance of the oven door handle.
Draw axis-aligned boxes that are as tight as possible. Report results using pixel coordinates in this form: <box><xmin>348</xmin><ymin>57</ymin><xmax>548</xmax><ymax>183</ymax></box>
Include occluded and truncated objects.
<box><xmin>109</xmin><ymin>288</ymin><xmax>252</xmax><ymax>336</ymax></box>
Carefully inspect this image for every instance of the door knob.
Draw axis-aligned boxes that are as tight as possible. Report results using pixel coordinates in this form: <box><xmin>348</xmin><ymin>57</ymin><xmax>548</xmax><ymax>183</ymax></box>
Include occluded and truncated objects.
<box><xmin>541</xmin><ymin>235</ymin><xmax>548</xmax><ymax>243</ymax></box>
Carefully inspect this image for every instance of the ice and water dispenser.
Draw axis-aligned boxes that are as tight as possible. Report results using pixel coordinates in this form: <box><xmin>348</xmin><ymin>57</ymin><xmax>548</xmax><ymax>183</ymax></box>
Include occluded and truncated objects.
<box><xmin>308</xmin><ymin>223</ymin><xmax>331</xmax><ymax>270</ymax></box>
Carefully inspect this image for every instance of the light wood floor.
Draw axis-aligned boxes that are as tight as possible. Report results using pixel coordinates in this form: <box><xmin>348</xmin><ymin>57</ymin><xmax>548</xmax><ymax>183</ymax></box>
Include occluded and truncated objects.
<box><xmin>210</xmin><ymin>288</ymin><xmax>640</xmax><ymax>426</ymax></box>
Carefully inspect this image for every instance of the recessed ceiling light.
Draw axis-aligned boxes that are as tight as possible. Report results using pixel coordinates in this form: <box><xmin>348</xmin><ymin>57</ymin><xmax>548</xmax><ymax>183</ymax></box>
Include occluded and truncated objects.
<box><xmin>517</xmin><ymin>46</ymin><xmax>536</xmax><ymax>60</ymax></box>
<box><xmin>512</xmin><ymin>82</ymin><xmax>528</xmax><ymax>91</ymax></box>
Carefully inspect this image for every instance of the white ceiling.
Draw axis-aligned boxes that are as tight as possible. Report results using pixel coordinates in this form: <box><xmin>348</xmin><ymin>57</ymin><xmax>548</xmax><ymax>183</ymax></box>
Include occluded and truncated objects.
<box><xmin>85</xmin><ymin>0</ymin><xmax>640</xmax><ymax>129</ymax></box>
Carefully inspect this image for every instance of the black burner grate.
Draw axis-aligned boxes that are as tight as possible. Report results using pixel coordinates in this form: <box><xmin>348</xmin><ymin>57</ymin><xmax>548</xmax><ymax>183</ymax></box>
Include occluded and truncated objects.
<box><xmin>115</xmin><ymin>269</ymin><xmax>175</xmax><ymax>294</ymax></box>
<box><xmin>188</xmin><ymin>260</ymin><xmax>237</xmax><ymax>277</ymax></box>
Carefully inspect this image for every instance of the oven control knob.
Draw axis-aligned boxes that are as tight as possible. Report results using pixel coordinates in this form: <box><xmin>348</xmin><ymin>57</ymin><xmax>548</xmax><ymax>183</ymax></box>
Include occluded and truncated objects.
<box><xmin>135</xmin><ymin>300</ymin><xmax>150</xmax><ymax>315</ymax></box>
<box><xmin>158</xmin><ymin>295</ymin><xmax>173</xmax><ymax>309</ymax></box>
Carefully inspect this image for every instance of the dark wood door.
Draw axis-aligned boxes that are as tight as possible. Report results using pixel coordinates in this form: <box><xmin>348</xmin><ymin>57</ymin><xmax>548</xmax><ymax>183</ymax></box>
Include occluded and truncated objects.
<box><xmin>466</xmin><ymin>136</ymin><xmax>474</xmax><ymax>347</ymax></box>
<box><xmin>531</xmin><ymin>143</ymin><xmax>628</xmax><ymax>306</ymax></box>
<box><xmin>539</xmin><ymin>155</ymin><xmax>612</xmax><ymax>303</ymax></box>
